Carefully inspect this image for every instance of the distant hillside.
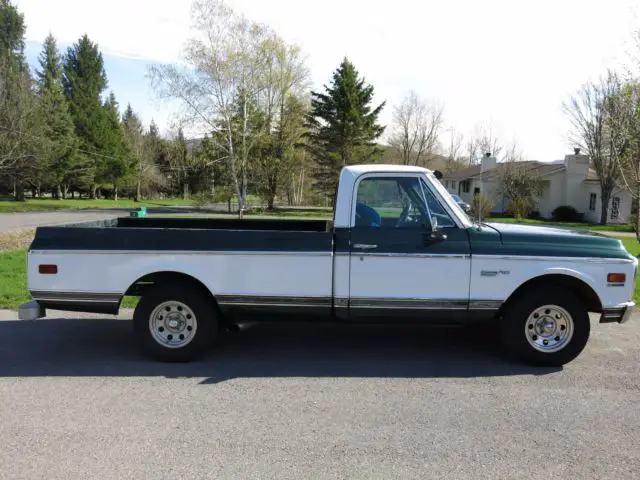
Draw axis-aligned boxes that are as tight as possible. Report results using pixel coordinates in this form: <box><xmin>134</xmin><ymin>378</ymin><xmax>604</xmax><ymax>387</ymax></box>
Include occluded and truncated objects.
<box><xmin>182</xmin><ymin>137</ymin><xmax>467</xmax><ymax>173</ymax></box>
<box><xmin>379</xmin><ymin>145</ymin><xmax>467</xmax><ymax>173</ymax></box>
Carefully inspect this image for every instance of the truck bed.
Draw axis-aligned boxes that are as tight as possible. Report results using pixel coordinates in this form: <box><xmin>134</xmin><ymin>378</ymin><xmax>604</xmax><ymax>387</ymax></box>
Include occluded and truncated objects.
<box><xmin>27</xmin><ymin>216</ymin><xmax>336</xmax><ymax>318</ymax></box>
<box><xmin>29</xmin><ymin>217</ymin><xmax>334</xmax><ymax>252</ymax></box>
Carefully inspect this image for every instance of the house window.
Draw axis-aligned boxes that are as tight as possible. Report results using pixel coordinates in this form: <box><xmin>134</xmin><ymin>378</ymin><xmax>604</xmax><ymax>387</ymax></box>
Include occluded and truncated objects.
<box><xmin>589</xmin><ymin>193</ymin><xmax>596</xmax><ymax>211</ymax></box>
<box><xmin>451</xmin><ymin>181</ymin><xmax>457</xmax><ymax>190</ymax></box>
<box><xmin>611</xmin><ymin>197</ymin><xmax>620</xmax><ymax>219</ymax></box>
<box><xmin>461</xmin><ymin>181</ymin><xmax>470</xmax><ymax>193</ymax></box>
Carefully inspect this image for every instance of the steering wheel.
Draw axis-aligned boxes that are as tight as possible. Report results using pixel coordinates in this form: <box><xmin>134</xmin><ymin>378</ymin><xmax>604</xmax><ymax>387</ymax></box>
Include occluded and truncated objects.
<box><xmin>395</xmin><ymin>202</ymin><xmax>421</xmax><ymax>227</ymax></box>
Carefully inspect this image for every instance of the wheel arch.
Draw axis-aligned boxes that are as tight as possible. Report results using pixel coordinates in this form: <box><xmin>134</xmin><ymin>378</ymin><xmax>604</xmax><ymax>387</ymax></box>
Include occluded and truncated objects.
<box><xmin>499</xmin><ymin>273</ymin><xmax>603</xmax><ymax>315</ymax></box>
<box><xmin>124</xmin><ymin>270</ymin><xmax>222</xmax><ymax>316</ymax></box>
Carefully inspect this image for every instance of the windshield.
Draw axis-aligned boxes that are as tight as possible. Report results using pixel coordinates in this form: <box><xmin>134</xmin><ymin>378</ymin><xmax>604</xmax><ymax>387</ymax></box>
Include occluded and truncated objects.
<box><xmin>425</xmin><ymin>173</ymin><xmax>473</xmax><ymax>228</ymax></box>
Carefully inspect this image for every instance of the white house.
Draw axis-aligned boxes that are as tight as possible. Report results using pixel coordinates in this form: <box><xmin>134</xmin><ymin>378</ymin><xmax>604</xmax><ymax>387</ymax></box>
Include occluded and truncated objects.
<box><xmin>440</xmin><ymin>150</ymin><xmax>632</xmax><ymax>224</ymax></box>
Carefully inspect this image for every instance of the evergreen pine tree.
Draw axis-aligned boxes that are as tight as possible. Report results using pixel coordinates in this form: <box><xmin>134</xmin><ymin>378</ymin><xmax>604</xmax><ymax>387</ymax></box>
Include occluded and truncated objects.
<box><xmin>306</xmin><ymin>57</ymin><xmax>386</xmax><ymax>199</ymax></box>
<box><xmin>172</xmin><ymin>127</ymin><xmax>191</xmax><ymax>199</ymax></box>
<box><xmin>62</xmin><ymin>34</ymin><xmax>108</xmax><ymax>197</ymax></box>
<box><xmin>122</xmin><ymin>103</ymin><xmax>148</xmax><ymax>199</ymax></box>
<box><xmin>101</xmin><ymin>92</ymin><xmax>131</xmax><ymax>199</ymax></box>
<box><xmin>35</xmin><ymin>33</ymin><xmax>79</xmax><ymax>198</ymax></box>
<box><xmin>0</xmin><ymin>0</ymin><xmax>25</xmax><ymax>67</ymax></box>
<box><xmin>148</xmin><ymin>119</ymin><xmax>159</xmax><ymax>138</ymax></box>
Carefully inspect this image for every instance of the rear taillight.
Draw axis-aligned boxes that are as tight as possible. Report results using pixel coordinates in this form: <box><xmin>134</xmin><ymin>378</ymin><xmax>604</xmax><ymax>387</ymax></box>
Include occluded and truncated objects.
<box><xmin>38</xmin><ymin>264</ymin><xmax>58</xmax><ymax>274</ymax></box>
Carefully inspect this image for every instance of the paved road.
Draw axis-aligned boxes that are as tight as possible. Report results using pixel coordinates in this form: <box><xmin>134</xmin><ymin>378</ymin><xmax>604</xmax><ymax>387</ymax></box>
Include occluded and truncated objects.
<box><xmin>0</xmin><ymin>206</ymin><xmax>210</xmax><ymax>233</ymax></box>
<box><xmin>0</xmin><ymin>211</ymin><xmax>119</xmax><ymax>233</ymax></box>
<box><xmin>0</xmin><ymin>309</ymin><xmax>638</xmax><ymax>479</ymax></box>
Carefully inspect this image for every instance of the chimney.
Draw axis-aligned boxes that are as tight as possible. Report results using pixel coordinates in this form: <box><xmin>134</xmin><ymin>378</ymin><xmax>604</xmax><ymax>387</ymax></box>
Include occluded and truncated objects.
<box><xmin>574</xmin><ymin>147</ymin><xmax>581</xmax><ymax>155</ymax></box>
<box><xmin>481</xmin><ymin>152</ymin><xmax>497</xmax><ymax>171</ymax></box>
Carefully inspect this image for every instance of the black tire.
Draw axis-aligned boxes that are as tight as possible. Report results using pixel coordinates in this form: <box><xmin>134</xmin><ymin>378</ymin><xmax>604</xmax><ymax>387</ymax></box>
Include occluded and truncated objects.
<box><xmin>133</xmin><ymin>284</ymin><xmax>218</xmax><ymax>362</ymax></box>
<box><xmin>500</xmin><ymin>286</ymin><xmax>591</xmax><ymax>366</ymax></box>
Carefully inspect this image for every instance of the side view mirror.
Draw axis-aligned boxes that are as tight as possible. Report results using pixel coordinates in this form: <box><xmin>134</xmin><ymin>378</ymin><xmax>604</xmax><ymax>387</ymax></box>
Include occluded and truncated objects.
<box><xmin>429</xmin><ymin>228</ymin><xmax>447</xmax><ymax>241</ymax></box>
<box><xmin>424</xmin><ymin>215</ymin><xmax>447</xmax><ymax>242</ymax></box>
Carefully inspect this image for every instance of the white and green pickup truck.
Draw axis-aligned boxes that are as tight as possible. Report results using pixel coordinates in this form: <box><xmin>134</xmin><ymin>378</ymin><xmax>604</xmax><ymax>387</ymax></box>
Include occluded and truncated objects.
<box><xmin>20</xmin><ymin>164</ymin><xmax>637</xmax><ymax>366</ymax></box>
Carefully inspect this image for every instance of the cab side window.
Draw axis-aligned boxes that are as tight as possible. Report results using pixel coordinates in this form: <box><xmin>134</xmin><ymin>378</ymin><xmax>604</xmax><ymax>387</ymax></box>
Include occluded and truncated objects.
<box><xmin>354</xmin><ymin>176</ymin><xmax>429</xmax><ymax>228</ymax></box>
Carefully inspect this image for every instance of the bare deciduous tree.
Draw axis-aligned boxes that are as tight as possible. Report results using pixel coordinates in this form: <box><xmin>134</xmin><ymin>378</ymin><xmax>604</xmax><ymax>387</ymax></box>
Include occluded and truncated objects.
<box><xmin>388</xmin><ymin>90</ymin><xmax>444</xmax><ymax>167</ymax></box>
<box><xmin>445</xmin><ymin>127</ymin><xmax>464</xmax><ymax>160</ymax></box>
<box><xmin>496</xmin><ymin>149</ymin><xmax>543</xmax><ymax>219</ymax></box>
<box><xmin>148</xmin><ymin>0</ymin><xmax>272</xmax><ymax>211</ymax></box>
<box><xmin>563</xmin><ymin>70</ymin><xmax>624</xmax><ymax>224</ymax></box>
<box><xmin>609</xmin><ymin>81</ymin><xmax>640</xmax><ymax>240</ymax></box>
<box><xmin>0</xmin><ymin>60</ymin><xmax>39</xmax><ymax>170</ymax></box>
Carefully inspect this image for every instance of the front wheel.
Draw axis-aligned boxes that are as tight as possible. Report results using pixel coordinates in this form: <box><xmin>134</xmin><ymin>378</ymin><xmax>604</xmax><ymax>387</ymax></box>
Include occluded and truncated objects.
<box><xmin>133</xmin><ymin>284</ymin><xmax>218</xmax><ymax>362</ymax></box>
<box><xmin>500</xmin><ymin>287</ymin><xmax>591</xmax><ymax>366</ymax></box>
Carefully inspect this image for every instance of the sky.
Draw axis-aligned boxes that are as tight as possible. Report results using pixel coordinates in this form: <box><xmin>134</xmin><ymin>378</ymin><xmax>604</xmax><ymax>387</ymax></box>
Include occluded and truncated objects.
<box><xmin>15</xmin><ymin>0</ymin><xmax>640</xmax><ymax>161</ymax></box>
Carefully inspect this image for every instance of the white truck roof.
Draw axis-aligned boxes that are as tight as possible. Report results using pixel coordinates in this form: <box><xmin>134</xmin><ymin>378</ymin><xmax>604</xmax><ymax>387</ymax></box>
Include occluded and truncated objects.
<box><xmin>342</xmin><ymin>164</ymin><xmax>432</xmax><ymax>175</ymax></box>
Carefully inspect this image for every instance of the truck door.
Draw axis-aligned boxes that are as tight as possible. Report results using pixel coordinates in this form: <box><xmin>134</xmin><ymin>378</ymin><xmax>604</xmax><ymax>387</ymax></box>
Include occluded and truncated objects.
<box><xmin>347</xmin><ymin>173</ymin><xmax>471</xmax><ymax>321</ymax></box>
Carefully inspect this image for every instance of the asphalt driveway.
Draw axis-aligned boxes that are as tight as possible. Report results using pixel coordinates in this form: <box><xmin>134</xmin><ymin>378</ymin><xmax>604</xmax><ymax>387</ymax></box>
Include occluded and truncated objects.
<box><xmin>0</xmin><ymin>309</ymin><xmax>638</xmax><ymax>479</ymax></box>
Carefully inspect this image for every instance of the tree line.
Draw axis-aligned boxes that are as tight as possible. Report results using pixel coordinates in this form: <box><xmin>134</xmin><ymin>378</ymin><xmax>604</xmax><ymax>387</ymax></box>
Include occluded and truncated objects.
<box><xmin>0</xmin><ymin>0</ymin><xmax>210</xmax><ymax>202</ymax></box>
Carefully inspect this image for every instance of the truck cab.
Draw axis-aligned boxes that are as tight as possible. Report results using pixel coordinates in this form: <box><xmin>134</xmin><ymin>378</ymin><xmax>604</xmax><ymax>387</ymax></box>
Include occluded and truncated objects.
<box><xmin>331</xmin><ymin>165</ymin><xmax>474</xmax><ymax>321</ymax></box>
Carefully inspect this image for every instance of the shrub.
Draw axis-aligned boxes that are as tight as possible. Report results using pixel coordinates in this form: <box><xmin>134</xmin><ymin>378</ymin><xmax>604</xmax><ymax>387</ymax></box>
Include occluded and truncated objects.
<box><xmin>552</xmin><ymin>205</ymin><xmax>582</xmax><ymax>222</ymax></box>
<box><xmin>471</xmin><ymin>193</ymin><xmax>493</xmax><ymax>219</ymax></box>
<box><xmin>507</xmin><ymin>197</ymin><xmax>537</xmax><ymax>219</ymax></box>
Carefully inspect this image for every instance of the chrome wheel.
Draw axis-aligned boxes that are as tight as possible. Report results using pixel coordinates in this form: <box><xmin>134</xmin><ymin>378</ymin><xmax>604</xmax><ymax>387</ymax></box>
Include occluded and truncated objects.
<box><xmin>149</xmin><ymin>301</ymin><xmax>197</xmax><ymax>349</ymax></box>
<box><xmin>525</xmin><ymin>304</ymin><xmax>574</xmax><ymax>353</ymax></box>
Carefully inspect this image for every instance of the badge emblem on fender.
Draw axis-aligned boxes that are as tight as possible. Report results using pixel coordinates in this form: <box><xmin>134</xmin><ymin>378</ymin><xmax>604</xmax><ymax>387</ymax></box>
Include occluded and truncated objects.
<box><xmin>481</xmin><ymin>270</ymin><xmax>510</xmax><ymax>277</ymax></box>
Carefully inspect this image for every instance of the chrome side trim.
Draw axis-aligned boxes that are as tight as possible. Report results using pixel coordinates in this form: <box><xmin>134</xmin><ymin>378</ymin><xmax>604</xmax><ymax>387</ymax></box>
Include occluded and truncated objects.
<box><xmin>30</xmin><ymin>290</ymin><xmax>121</xmax><ymax>304</ymax></box>
<box><xmin>469</xmin><ymin>300</ymin><xmax>503</xmax><ymax>310</ymax></box>
<box><xmin>349</xmin><ymin>298</ymin><xmax>468</xmax><ymax>310</ymax></box>
<box><xmin>29</xmin><ymin>250</ymin><xmax>332</xmax><ymax>257</ymax></box>
<box><xmin>334</xmin><ymin>297</ymin><xmax>349</xmax><ymax>307</ymax></box>
<box><xmin>217</xmin><ymin>295</ymin><xmax>332</xmax><ymax>308</ymax></box>
<box><xmin>473</xmin><ymin>254</ymin><xmax>636</xmax><ymax>264</ymax></box>
<box><xmin>336</xmin><ymin>252</ymin><xmax>470</xmax><ymax>259</ymax></box>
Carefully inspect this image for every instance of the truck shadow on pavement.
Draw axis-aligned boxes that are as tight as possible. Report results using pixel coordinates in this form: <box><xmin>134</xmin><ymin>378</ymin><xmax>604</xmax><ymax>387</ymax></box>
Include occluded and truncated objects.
<box><xmin>0</xmin><ymin>318</ymin><xmax>562</xmax><ymax>382</ymax></box>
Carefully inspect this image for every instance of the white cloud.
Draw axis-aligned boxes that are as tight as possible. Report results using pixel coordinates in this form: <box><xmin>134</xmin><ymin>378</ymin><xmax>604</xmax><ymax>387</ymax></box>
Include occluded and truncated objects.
<box><xmin>15</xmin><ymin>0</ymin><xmax>640</xmax><ymax>159</ymax></box>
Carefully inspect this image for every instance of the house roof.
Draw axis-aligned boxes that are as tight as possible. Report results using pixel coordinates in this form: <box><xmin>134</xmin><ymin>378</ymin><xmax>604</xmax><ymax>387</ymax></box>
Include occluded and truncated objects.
<box><xmin>442</xmin><ymin>161</ymin><xmax>565</xmax><ymax>182</ymax></box>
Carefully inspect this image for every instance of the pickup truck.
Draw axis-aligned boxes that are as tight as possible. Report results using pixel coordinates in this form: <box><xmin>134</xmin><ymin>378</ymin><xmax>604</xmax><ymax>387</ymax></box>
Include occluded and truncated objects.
<box><xmin>19</xmin><ymin>164</ymin><xmax>637</xmax><ymax>366</ymax></box>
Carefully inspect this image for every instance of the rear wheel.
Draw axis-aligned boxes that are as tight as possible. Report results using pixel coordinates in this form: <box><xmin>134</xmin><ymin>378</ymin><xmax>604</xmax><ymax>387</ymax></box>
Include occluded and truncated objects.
<box><xmin>500</xmin><ymin>286</ymin><xmax>590</xmax><ymax>366</ymax></box>
<box><xmin>133</xmin><ymin>284</ymin><xmax>218</xmax><ymax>362</ymax></box>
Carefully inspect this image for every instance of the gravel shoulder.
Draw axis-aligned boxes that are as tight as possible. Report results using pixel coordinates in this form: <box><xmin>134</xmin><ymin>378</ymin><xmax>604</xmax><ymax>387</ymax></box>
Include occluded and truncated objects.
<box><xmin>0</xmin><ymin>309</ymin><xmax>638</xmax><ymax>479</ymax></box>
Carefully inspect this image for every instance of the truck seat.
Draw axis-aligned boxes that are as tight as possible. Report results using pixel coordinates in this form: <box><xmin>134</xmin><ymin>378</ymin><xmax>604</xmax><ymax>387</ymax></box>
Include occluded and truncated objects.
<box><xmin>355</xmin><ymin>202</ymin><xmax>381</xmax><ymax>227</ymax></box>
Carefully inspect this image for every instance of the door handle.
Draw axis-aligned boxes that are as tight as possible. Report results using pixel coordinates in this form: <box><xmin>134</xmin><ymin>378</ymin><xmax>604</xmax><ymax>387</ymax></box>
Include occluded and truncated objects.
<box><xmin>353</xmin><ymin>243</ymin><xmax>378</xmax><ymax>250</ymax></box>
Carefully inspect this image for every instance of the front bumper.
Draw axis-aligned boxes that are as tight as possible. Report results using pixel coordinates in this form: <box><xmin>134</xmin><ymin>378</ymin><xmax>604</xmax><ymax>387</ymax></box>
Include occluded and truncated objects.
<box><xmin>600</xmin><ymin>301</ymin><xmax>635</xmax><ymax>324</ymax></box>
<box><xmin>18</xmin><ymin>300</ymin><xmax>46</xmax><ymax>320</ymax></box>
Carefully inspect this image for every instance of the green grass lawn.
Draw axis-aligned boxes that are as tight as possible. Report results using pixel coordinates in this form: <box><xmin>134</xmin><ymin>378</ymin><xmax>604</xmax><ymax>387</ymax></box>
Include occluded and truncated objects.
<box><xmin>0</xmin><ymin>198</ymin><xmax>194</xmax><ymax>213</ymax></box>
<box><xmin>618</xmin><ymin>238</ymin><xmax>640</xmax><ymax>305</ymax></box>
